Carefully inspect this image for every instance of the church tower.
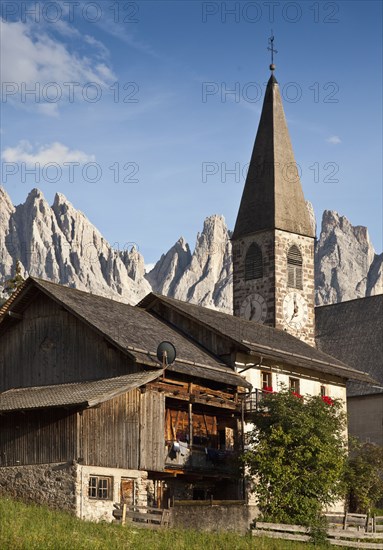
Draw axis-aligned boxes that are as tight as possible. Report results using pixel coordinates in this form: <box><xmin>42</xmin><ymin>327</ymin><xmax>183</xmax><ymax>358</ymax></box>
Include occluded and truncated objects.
<box><xmin>232</xmin><ymin>54</ymin><xmax>315</xmax><ymax>346</ymax></box>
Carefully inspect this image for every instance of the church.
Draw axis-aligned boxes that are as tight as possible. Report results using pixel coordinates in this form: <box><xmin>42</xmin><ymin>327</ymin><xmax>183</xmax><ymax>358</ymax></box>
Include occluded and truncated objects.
<box><xmin>0</xmin><ymin>57</ymin><xmax>378</xmax><ymax>527</ymax></box>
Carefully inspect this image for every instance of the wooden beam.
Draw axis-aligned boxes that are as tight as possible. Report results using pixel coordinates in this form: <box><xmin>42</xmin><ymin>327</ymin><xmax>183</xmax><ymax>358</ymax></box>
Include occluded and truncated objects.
<box><xmin>8</xmin><ymin>311</ymin><xmax>23</xmax><ymax>320</ymax></box>
<box><xmin>188</xmin><ymin>402</ymin><xmax>193</xmax><ymax>449</ymax></box>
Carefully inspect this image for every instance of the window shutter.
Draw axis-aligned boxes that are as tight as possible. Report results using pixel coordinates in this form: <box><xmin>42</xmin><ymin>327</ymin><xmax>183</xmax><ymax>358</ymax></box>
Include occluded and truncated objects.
<box><xmin>287</xmin><ymin>245</ymin><xmax>303</xmax><ymax>289</ymax></box>
<box><xmin>245</xmin><ymin>243</ymin><xmax>263</xmax><ymax>281</ymax></box>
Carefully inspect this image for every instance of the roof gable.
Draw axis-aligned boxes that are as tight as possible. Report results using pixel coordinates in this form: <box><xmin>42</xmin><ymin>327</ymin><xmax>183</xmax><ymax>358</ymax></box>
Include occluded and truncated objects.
<box><xmin>0</xmin><ymin>278</ymin><xmax>250</xmax><ymax>389</ymax></box>
<box><xmin>139</xmin><ymin>293</ymin><xmax>374</xmax><ymax>384</ymax></box>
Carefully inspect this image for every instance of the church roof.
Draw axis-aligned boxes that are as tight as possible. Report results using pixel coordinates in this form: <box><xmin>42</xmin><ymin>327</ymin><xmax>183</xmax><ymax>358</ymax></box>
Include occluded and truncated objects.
<box><xmin>138</xmin><ymin>293</ymin><xmax>374</xmax><ymax>384</ymax></box>
<box><xmin>232</xmin><ymin>74</ymin><xmax>314</xmax><ymax>240</ymax></box>
<box><xmin>0</xmin><ymin>277</ymin><xmax>250</xmax><ymax>389</ymax></box>
<box><xmin>0</xmin><ymin>371</ymin><xmax>161</xmax><ymax>412</ymax></box>
<box><xmin>316</xmin><ymin>295</ymin><xmax>383</xmax><ymax>396</ymax></box>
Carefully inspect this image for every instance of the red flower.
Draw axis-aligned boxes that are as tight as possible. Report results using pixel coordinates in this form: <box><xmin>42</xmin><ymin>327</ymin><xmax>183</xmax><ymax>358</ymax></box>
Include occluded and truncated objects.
<box><xmin>291</xmin><ymin>391</ymin><xmax>303</xmax><ymax>399</ymax></box>
<box><xmin>263</xmin><ymin>386</ymin><xmax>273</xmax><ymax>393</ymax></box>
<box><xmin>322</xmin><ymin>395</ymin><xmax>334</xmax><ymax>406</ymax></box>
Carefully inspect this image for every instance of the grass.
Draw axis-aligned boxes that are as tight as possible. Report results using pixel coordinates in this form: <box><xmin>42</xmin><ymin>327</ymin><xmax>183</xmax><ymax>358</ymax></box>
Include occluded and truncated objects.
<box><xmin>0</xmin><ymin>496</ymin><xmax>332</xmax><ymax>550</ymax></box>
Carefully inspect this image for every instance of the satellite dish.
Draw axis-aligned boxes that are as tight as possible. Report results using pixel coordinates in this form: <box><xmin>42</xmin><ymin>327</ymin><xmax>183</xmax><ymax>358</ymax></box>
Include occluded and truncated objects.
<box><xmin>156</xmin><ymin>341</ymin><xmax>176</xmax><ymax>366</ymax></box>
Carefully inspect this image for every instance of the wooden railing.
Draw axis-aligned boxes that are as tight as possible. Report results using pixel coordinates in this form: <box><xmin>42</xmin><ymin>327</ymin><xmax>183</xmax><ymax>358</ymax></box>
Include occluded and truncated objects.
<box><xmin>165</xmin><ymin>445</ymin><xmax>238</xmax><ymax>473</ymax></box>
<box><xmin>243</xmin><ymin>389</ymin><xmax>270</xmax><ymax>417</ymax></box>
<box><xmin>113</xmin><ymin>504</ymin><xmax>170</xmax><ymax>529</ymax></box>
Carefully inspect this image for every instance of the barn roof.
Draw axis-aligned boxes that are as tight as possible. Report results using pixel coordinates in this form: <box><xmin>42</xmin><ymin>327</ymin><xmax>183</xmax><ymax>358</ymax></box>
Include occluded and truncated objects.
<box><xmin>138</xmin><ymin>293</ymin><xmax>374</xmax><ymax>384</ymax></box>
<box><xmin>0</xmin><ymin>278</ymin><xmax>251</xmax><ymax>389</ymax></box>
<box><xmin>316</xmin><ymin>295</ymin><xmax>383</xmax><ymax>396</ymax></box>
<box><xmin>0</xmin><ymin>371</ymin><xmax>161</xmax><ymax>412</ymax></box>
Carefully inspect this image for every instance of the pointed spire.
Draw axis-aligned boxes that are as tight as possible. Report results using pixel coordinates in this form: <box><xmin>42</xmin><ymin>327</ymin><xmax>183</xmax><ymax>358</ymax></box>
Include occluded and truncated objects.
<box><xmin>232</xmin><ymin>73</ymin><xmax>314</xmax><ymax>240</ymax></box>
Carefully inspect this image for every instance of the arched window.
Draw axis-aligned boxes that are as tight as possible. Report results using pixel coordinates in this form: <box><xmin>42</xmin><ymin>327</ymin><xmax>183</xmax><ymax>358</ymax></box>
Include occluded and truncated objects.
<box><xmin>287</xmin><ymin>245</ymin><xmax>303</xmax><ymax>289</ymax></box>
<box><xmin>245</xmin><ymin>243</ymin><xmax>263</xmax><ymax>281</ymax></box>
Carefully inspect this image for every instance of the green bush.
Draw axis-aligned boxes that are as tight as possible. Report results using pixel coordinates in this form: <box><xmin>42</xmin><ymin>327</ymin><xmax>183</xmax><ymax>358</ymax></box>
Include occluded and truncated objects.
<box><xmin>243</xmin><ymin>388</ymin><xmax>347</xmax><ymax>527</ymax></box>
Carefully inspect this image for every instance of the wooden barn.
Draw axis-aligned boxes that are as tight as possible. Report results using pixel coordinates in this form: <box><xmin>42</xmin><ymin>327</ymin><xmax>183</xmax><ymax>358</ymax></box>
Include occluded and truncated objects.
<box><xmin>0</xmin><ymin>277</ymin><xmax>372</xmax><ymax>523</ymax></box>
<box><xmin>0</xmin><ymin>277</ymin><xmax>252</xmax><ymax>521</ymax></box>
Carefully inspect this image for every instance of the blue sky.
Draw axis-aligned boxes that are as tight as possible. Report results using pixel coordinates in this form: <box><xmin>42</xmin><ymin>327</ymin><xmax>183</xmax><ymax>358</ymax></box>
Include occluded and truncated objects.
<box><xmin>1</xmin><ymin>0</ymin><xmax>382</xmax><ymax>263</ymax></box>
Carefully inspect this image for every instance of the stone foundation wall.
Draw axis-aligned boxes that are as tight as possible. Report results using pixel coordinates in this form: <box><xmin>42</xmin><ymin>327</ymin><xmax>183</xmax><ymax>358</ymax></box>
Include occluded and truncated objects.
<box><xmin>170</xmin><ymin>503</ymin><xmax>258</xmax><ymax>534</ymax></box>
<box><xmin>0</xmin><ymin>462</ymin><xmax>77</xmax><ymax>512</ymax></box>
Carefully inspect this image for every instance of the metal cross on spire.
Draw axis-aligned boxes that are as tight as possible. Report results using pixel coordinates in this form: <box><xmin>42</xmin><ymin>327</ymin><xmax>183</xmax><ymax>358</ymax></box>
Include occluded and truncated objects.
<box><xmin>267</xmin><ymin>31</ymin><xmax>277</xmax><ymax>71</ymax></box>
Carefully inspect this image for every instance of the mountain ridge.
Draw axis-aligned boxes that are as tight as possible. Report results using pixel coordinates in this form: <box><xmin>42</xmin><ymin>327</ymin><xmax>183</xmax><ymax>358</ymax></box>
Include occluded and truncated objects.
<box><xmin>1</xmin><ymin>187</ymin><xmax>382</xmax><ymax>309</ymax></box>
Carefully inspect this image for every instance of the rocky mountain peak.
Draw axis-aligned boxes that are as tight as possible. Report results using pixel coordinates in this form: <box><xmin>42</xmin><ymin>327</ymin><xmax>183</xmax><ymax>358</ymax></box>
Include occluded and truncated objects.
<box><xmin>1</xmin><ymin>188</ymin><xmax>381</xmax><ymax>310</ymax></box>
<box><xmin>0</xmin><ymin>187</ymin><xmax>14</xmax><ymax>212</ymax></box>
<box><xmin>315</xmin><ymin>210</ymin><xmax>380</xmax><ymax>305</ymax></box>
<box><xmin>0</xmin><ymin>188</ymin><xmax>151</xmax><ymax>303</ymax></box>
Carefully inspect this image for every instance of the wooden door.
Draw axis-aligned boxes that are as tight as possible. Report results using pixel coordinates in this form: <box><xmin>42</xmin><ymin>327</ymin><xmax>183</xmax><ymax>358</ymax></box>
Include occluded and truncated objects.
<box><xmin>120</xmin><ymin>478</ymin><xmax>135</xmax><ymax>505</ymax></box>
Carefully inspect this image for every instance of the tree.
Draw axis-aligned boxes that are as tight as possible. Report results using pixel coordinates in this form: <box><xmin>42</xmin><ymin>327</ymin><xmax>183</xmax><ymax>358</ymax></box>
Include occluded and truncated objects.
<box><xmin>1</xmin><ymin>260</ymin><xmax>25</xmax><ymax>304</ymax></box>
<box><xmin>243</xmin><ymin>388</ymin><xmax>347</xmax><ymax>526</ymax></box>
<box><xmin>346</xmin><ymin>439</ymin><xmax>383</xmax><ymax>513</ymax></box>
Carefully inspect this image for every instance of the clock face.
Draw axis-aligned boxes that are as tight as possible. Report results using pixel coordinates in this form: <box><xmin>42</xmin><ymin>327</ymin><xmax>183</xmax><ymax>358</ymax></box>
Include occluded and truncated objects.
<box><xmin>283</xmin><ymin>292</ymin><xmax>308</xmax><ymax>330</ymax></box>
<box><xmin>240</xmin><ymin>294</ymin><xmax>267</xmax><ymax>323</ymax></box>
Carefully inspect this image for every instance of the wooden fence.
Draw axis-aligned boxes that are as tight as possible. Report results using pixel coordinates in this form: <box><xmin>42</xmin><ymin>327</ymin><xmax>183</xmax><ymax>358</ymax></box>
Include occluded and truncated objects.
<box><xmin>252</xmin><ymin>517</ymin><xmax>383</xmax><ymax>549</ymax></box>
<box><xmin>113</xmin><ymin>504</ymin><xmax>170</xmax><ymax>529</ymax></box>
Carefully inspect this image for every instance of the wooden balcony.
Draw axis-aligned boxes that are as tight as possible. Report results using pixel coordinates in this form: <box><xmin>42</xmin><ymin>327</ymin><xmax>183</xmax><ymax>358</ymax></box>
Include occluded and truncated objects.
<box><xmin>243</xmin><ymin>389</ymin><xmax>271</xmax><ymax>420</ymax></box>
<box><xmin>164</xmin><ymin>443</ymin><xmax>238</xmax><ymax>475</ymax></box>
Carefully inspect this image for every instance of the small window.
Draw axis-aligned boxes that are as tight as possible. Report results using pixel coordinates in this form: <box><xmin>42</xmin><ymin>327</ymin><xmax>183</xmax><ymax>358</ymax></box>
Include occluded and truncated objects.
<box><xmin>245</xmin><ymin>243</ymin><xmax>263</xmax><ymax>281</ymax></box>
<box><xmin>289</xmin><ymin>378</ymin><xmax>300</xmax><ymax>394</ymax></box>
<box><xmin>320</xmin><ymin>385</ymin><xmax>326</xmax><ymax>397</ymax></box>
<box><xmin>287</xmin><ymin>245</ymin><xmax>303</xmax><ymax>289</ymax></box>
<box><xmin>88</xmin><ymin>476</ymin><xmax>113</xmax><ymax>500</ymax></box>
<box><xmin>261</xmin><ymin>371</ymin><xmax>272</xmax><ymax>391</ymax></box>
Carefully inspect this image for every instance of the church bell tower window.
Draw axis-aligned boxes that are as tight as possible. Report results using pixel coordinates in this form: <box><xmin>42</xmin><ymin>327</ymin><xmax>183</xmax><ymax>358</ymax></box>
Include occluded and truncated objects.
<box><xmin>287</xmin><ymin>245</ymin><xmax>303</xmax><ymax>289</ymax></box>
<box><xmin>245</xmin><ymin>243</ymin><xmax>263</xmax><ymax>281</ymax></box>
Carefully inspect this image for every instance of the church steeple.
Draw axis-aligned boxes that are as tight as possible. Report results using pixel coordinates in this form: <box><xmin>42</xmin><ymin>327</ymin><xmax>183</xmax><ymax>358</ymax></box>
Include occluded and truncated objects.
<box><xmin>232</xmin><ymin>51</ymin><xmax>316</xmax><ymax>346</ymax></box>
<box><xmin>232</xmin><ymin>73</ymin><xmax>314</xmax><ymax>240</ymax></box>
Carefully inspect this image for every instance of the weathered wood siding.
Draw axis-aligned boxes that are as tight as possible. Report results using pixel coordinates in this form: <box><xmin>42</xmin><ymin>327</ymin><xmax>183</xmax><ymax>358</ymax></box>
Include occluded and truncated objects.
<box><xmin>153</xmin><ymin>303</ymin><xmax>234</xmax><ymax>360</ymax></box>
<box><xmin>0</xmin><ymin>293</ymin><xmax>135</xmax><ymax>391</ymax></box>
<box><xmin>0</xmin><ymin>409</ymin><xmax>76</xmax><ymax>466</ymax></box>
<box><xmin>80</xmin><ymin>390</ymin><xmax>140</xmax><ymax>470</ymax></box>
<box><xmin>140</xmin><ymin>390</ymin><xmax>165</xmax><ymax>471</ymax></box>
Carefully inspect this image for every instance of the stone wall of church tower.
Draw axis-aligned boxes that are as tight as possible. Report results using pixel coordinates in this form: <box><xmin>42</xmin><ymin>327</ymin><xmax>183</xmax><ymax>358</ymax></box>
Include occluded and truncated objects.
<box><xmin>232</xmin><ymin>230</ymin><xmax>315</xmax><ymax>346</ymax></box>
<box><xmin>274</xmin><ymin>230</ymin><xmax>315</xmax><ymax>346</ymax></box>
<box><xmin>232</xmin><ymin>231</ymin><xmax>276</xmax><ymax>326</ymax></box>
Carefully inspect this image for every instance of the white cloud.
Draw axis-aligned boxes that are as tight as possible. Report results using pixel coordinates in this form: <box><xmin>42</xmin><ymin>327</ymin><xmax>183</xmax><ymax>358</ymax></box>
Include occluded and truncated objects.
<box><xmin>145</xmin><ymin>263</ymin><xmax>156</xmax><ymax>273</ymax></box>
<box><xmin>0</xmin><ymin>20</ymin><xmax>116</xmax><ymax>114</ymax></box>
<box><xmin>37</xmin><ymin>103</ymin><xmax>60</xmax><ymax>118</ymax></box>
<box><xmin>326</xmin><ymin>136</ymin><xmax>342</xmax><ymax>145</ymax></box>
<box><xmin>2</xmin><ymin>141</ymin><xmax>95</xmax><ymax>166</ymax></box>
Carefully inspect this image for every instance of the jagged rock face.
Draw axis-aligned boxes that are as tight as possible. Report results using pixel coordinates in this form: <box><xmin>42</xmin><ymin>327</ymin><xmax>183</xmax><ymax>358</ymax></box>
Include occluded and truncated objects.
<box><xmin>0</xmin><ymin>188</ymin><xmax>15</xmax><ymax>280</ymax></box>
<box><xmin>315</xmin><ymin>210</ymin><xmax>381</xmax><ymax>305</ymax></box>
<box><xmin>1</xmin><ymin>188</ymin><xmax>381</xmax><ymax>309</ymax></box>
<box><xmin>146</xmin><ymin>237</ymin><xmax>192</xmax><ymax>296</ymax></box>
<box><xmin>146</xmin><ymin>217</ymin><xmax>233</xmax><ymax>312</ymax></box>
<box><xmin>171</xmin><ymin>216</ymin><xmax>232</xmax><ymax>313</ymax></box>
<box><xmin>367</xmin><ymin>253</ymin><xmax>383</xmax><ymax>297</ymax></box>
<box><xmin>0</xmin><ymin>187</ymin><xmax>151</xmax><ymax>304</ymax></box>
<box><xmin>306</xmin><ymin>200</ymin><xmax>316</xmax><ymax>236</ymax></box>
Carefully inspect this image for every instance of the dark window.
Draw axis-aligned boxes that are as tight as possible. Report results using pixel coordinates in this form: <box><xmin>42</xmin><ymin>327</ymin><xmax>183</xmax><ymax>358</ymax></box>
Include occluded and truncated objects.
<box><xmin>287</xmin><ymin>245</ymin><xmax>303</xmax><ymax>289</ymax></box>
<box><xmin>261</xmin><ymin>371</ymin><xmax>272</xmax><ymax>390</ymax></box>
<box><xmin>88</xmin><ymin>476</ymin><xmax>112</xmax><ymax>500</ymax></box>
<box><xmin>289</xmin><ymin>378</ymin><xmax>300</xmax><ymax>394</ymax></box>
<box><xmin>320</xmin><ymin>385</ymin><xmax>327</xmax><ymax>397</ymax></box>
<box><xmin>245</xmin><ymin>243</ymin><xmax>263</xmax><ymax>280</ymax></box>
